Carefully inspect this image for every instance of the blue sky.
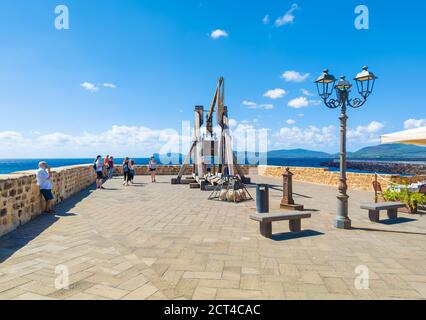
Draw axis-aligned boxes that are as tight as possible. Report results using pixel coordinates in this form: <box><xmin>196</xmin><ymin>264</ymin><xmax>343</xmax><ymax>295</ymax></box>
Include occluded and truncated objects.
<box><xmin>0</xmin><ymin>0</ymin><xmax>425</xmax><ymax>158</ymax></box>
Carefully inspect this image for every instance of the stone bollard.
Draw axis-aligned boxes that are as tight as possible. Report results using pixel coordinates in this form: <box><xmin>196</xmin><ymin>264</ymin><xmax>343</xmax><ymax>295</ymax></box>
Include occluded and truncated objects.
<box><xmin>280</xmin><ymin>168</ymin><xmax>304</xmax><ymax>211</ymax></box>
<box><xmin>256</xmin><ymin>184</ymin><xmax>269</xmax><ymax>213</ymax></box>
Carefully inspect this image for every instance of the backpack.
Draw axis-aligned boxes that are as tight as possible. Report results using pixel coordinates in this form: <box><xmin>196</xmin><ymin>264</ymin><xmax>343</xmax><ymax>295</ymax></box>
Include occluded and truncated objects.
<box><xmin>123</xmin><ymin>163</ymin><xmax>129</xmax><ymax>173</ymax></box>
<box><xmin>93</xmin><ymin>161</ymin><xmax>97</xmax><ymax>171</ymax></box>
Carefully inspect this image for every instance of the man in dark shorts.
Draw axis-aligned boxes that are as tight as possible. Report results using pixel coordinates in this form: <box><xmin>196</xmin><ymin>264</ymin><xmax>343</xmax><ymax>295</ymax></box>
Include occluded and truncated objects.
<box><xmin>36</xmin><ymin>161</ymin><xmax>55</xmax><ymax>214</ymax></box>
<box><xmin>95</xmin><ymin>155</ymin><xmax>105</xmax><ymax>189</ymax></box>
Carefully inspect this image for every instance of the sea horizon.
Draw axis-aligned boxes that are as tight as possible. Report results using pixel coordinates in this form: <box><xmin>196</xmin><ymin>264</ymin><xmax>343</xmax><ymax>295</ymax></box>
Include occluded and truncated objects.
<box><xmin>2</xmin><ymin>157</ymin><xmax>424</xmax><ymax>175</ymax></box>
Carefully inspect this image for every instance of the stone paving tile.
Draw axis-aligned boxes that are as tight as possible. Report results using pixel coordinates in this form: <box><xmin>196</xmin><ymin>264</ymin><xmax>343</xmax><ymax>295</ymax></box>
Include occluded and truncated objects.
<box><xmin>66</xmin><ymin>292</ymin><xmax>110</xmax><ymax>300</ymax></box>
<box><xmin>1</xmin><ymin>175</ymin><xmax>426</xmax><ymax>300</ymax></box>
<box><xmin>49</xmin><ymin>280</ymin><xmax>94</xmax><ymax>299</ymax></box>
<box><xmin>0</xmin><ymin>288</ymin><xmax>26</xmax><ymax>299</ymax></box>
<box><xmin>183</xmin><ymin>272</ymin><xmax>222</xmax><ymax>280</ymax></box>
<box><xmin>122</xmin><ymin>284</ymin><xmax>159</xmax><ymax>300</ymax></box>
<box><xmin>18</xmin><ymin>281</ymin><xmax>58</xmax><ymax>296</ymax></box>
<box><xmin>192</xmin><ymin>287</ymin><xmax>218</xmax><ymax>300</ymax></box>
<box><xmin>216</xmin><ymin>288</ymin><xmax>263</xmax><ymax>300</ymax></box>
<box><xmin>118</xmin><ymin>274</ymin><xmax>149</xmax><ymax>291</ymax></box>
<box><xmin>323</xmin><ymin>277</ymin><xmax>351</xmax><ymax>295</ymax></box>
<box><xmin>0</xmin><ymin>277</ymin><xmax>33</xmax><ymax>294</ymax></box>
<box><xmin>85</xmin><ymin>284</ymin><xmax>129</xmax><ymax>300</ymax></box>
<box><xmin>13</xmin><ymin>292</ymin><xmax>56</xmax><ymax>300</ymax></box>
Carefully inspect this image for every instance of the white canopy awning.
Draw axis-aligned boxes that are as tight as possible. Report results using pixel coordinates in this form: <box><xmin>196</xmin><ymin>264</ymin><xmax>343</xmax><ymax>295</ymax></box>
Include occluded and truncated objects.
<box><xmin>381</xmin><ymin>126</ymin><xmax>426</xmax><ymax>146</ymax></box>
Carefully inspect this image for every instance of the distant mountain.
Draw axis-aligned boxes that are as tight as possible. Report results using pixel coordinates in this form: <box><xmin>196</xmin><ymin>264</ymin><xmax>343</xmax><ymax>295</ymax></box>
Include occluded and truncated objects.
<box><xmin>154</xmin><ymin>144</ymin><xmax>426</xmax><ymax>164</ymax></box>
<box><xmin>346</xmin><ymin>144</ymin><xmax>426</xmax><ymax>160</ymax></box>
<box><xmin>267</xmin><ymin>149</ymin><xmax>331</xmax><ymax>159</ymax></box>
<box><xmin>236</xmin><ymin>149</ymin><xmax>331</xmax><ymax>160</ymax></box>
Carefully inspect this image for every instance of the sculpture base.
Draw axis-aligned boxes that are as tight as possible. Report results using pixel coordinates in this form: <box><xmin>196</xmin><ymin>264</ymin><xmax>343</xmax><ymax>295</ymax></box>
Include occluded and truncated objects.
<box><xmin>280</xmin><ymin>203</ymin><xmax>304</xmax><ymax>211</ymax></box>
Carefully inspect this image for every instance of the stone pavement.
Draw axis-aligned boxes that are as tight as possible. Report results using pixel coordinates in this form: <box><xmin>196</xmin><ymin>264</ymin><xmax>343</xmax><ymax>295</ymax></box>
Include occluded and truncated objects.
<box><xmin>1</xmin><ymin>175</ymin><xmax>426</xmax><ymax>300</ymax></box>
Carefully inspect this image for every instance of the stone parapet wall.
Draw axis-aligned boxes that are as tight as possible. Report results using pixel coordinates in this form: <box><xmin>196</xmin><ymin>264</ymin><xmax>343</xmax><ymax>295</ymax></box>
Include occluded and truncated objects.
<box><xmin>112</xmin><ymin>165</ymin><xmax>256</xmax><ymax>176</ymax></box>
<box><xmin>0</xmin><ymin>165</ymin><xmax>96</xmax><ymax>237</ymax></box>
<box><xmin>257</xmin><ymin>165</ymin><xmax>426</xmax><ymax>191</ymax></box>
<box><xmin>0</xmin><ymin>164</ymin><xmax>256</xmax><ymax>238</ymax></box>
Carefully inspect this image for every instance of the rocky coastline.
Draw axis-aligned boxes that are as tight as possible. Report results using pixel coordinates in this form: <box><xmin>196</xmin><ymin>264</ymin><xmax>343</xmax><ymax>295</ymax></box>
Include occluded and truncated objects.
<box><xmin>321</xmin><ymin>160</ymin><xmax>426</xmax><ymax>175</ymax></box>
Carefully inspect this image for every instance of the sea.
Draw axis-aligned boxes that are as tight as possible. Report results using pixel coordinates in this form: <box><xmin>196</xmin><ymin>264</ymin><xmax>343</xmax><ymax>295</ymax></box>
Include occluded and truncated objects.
<box><xmin>0</xmin><ymin>158</ymin><xmax>360</xmax><ymax>175</ymax></box>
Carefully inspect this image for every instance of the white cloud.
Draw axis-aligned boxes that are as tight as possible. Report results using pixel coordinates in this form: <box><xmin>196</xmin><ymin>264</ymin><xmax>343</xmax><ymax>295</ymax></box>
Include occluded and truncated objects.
<box><xmin>242</xmin><ymin>101</ymin><xmax>274</xmax><ymax>110</ymax></box>
<box><xmin>271</xmin><ymin>121</ymin><xmax>386</xmax><ymax>151</ymax></box>
<box><xmin>0</xmin><ymin>120</ymin><xmax>389</xmax><ymax>158</ymax></box>
<box><xmin>26</xmin><ymin>125</ymin><xmax>184</xmax><ymax>150</ymax></box>
<box><xmin>273</xmin><ymin>125</ymin><xmax>336</xmax><ymax>149</ymax></box>
<box><xmin>103</xmin><ymin>83</ymin><xmax>117</xmax><ymax>89</ymax></box>
<box><xmin>347</xmin><ymin>121</ymin><xmax>385</xmax><ymax>145</ymax></box>
<box><xmin>263</xmin><ymin>15</ymin><xmax>270</xmax><ymax>25</ymax></box>
<box><xmin>288</xmin><ymin>97</ymin><xmax>321</xmax><ymax>109</ymax></box>
<box><xmin>297</xmin><ymin>113</ymin><xmax>304</xmax><ymax>117</ymax></box>
<box><xmin>281</xmin><ymin>71</ymin><xmax>310</xmax><ymax>83</ymax></box>
<box><xmin>37</xmin><ymin>133</ymin><xmax>75</xmax><ymax>146</ymax></box>
<box><xmin>301</xmin><ymin>88</ymin><xmax>314</xmax><ymax>96</ymax></box>
<box><xmin>263</xmin><ymin>88</ymin><xmax>287</xmax><ymax>99</ymax></box>
<box><xmin>228</xmin><ymin>118</ymin><xmax>238</xmax><ymax>128</ymax></box>
<box><xmin>242</xmin><ymin>100</ymin><xmax>257</xmax><ymax>108</ymax></box>
<box><xmin>210</xmin><ymin>29</ymin><xmax>229</xmax><ymax>40</ymax></box>
<box><xmin>81</xmin><ymin>82</ymin><xmax>99</xmax><ymax>93</ymax></box>
<box><xmin>288</xmin><ymin>97</ymin><xmax>309</xmax><ymax>109</ymax></box>
<box><xmin>0</xmin><ymin>131</ymin><xmax>26</xmax><ymax>146</ymax></box>
<box><xmin>404</xmin><ymin>119</ymin><xmax>426</xmax><ymax>130</ymax></box>
<box><xmin>275</xmin><ymin>3</ymin><xmax>299</xmax><ymax>27</ymax></box>
<box><xmin>259</xmin><ymin>104</ymin><xmax>274</xmax><ymax>110</ymax></box>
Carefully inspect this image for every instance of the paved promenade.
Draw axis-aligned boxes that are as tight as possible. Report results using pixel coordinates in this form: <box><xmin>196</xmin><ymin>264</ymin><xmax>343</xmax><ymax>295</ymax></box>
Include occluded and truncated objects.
<box><xmin>1</xmin><ymin>175</ymin><xmax>426</xmax><ymax>300</ymax></box>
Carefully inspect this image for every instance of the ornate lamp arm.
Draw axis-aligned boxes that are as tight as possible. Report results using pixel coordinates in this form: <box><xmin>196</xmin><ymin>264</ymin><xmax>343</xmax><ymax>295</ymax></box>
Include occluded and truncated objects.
<box><xmin>347</xmin><ymin>95</ymin><xmax>367</xmax><ymax>109</ymax></box>
<box><xmin>323</xmin><ymin>97</ymin><xmax>342</xmax><ymax>109</ymax></box>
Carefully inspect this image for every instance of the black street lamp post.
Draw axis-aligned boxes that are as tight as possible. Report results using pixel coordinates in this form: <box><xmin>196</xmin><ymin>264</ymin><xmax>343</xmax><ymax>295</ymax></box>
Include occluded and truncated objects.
<box><xmin>315</xmin><ymin>67</ymin><xmax>378</xmax><ymax>229</ymax></box>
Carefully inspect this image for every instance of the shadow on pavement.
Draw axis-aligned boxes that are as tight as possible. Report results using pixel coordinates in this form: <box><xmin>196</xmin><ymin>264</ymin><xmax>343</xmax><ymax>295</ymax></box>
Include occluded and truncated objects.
<box><xmin>352</xmin><ymin>226</ymin><xmax>426</xmax><ymax>236</ymax></box>
<box><xmin>0</xmin><ymin>185</ymin><xmax>96</xmax><ymax>264</ymax></box>
<box><xmin>271</xmin><ymin>230</ymin><xmax>324</xmax><ymax>241</ymax></box>
<box><xmin>379</xmin><ymin>217</ymin><xmax>418</xmax><ymax>225</ymax></box>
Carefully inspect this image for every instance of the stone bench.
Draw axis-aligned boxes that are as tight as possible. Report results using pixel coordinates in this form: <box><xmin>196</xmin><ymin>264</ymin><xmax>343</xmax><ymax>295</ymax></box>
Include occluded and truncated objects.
<box><xmin>250</xmin><ymin>212</ymin><xmax>312</xmax><ymax>238</ymax></box>
<box><xmin>360</xmin><ymin>202</ymin><xmax>406</xmax><ymax>222</ymax></box>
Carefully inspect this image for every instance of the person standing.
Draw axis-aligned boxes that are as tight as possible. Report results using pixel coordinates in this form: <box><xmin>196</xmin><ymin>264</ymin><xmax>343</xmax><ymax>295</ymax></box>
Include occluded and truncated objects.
<box><xmin>95</xmin><ymin>155</ymin><xmax>105</xmax><ymax>189</ymax></box>
<box><xmin>108</xmin><ymin>156</ymin><xmax>115</xmax><ymax>179</ymax></box>
<box><xmin>36</xmin><ymin>161</ymin><xmax>55</xmax><ymax>214</ymax></box>
<box><xmin>128</xmin><ymin>159</ymin><xmax>136</xmax><ymax>184</ymax></box>
<box><xmin>103</xmin><ymin>155</ymin><xmax>110</xmax><ymax>180</ymax></box>
<box><xmin>123</xmin><ymin>157</ymin><xmax>130</xmax><ymax>186</ymax></box>
<box><xmin>149</xmin><ymin>156</ymin><xmax>157</xmax><ymax>183</ymax></box>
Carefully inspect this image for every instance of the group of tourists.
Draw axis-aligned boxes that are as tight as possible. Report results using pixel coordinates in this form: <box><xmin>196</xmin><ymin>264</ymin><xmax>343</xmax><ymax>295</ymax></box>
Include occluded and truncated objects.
<box><xmin>94</xmin><ymin>155</ymin><xmax>158</xmax><ymax>189</ymax></box>
<box><xmin>94</xmin><ymin>155</ymin><xmax>114</xmax><ymax>189</ymax></box>
<box><xmin>35</xmin><ymin>156</ymin><xmax>158</xmax><ymax>214</ymax></box>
